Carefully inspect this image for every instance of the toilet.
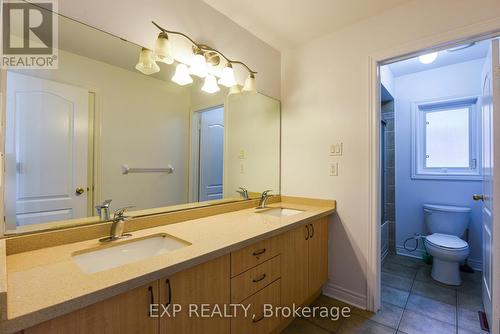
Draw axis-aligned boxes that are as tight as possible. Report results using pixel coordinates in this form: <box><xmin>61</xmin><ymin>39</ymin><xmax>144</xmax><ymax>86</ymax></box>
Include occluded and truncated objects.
<box><xmin>423</xmin><ymin>204</ymin><xmax>471</xmax><ymax>286</ymax></box>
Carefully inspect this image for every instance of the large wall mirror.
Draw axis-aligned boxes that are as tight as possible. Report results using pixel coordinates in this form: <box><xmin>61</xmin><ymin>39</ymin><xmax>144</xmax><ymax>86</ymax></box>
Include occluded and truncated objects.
<box><xmin>1</xmin><ymin>7</ymin><xmax>280</xmax><ymax>235</ymax></box>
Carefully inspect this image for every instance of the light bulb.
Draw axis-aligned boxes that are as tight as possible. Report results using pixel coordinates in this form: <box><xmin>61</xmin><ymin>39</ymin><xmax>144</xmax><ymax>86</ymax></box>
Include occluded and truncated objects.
<box><xmin>202</xmin><ymin>74</ymin><xmax>220</xmax><ymax>94</ymax></box>
<box><xmin>218</xmin><ymin>63</ymin><xmax>237</xmax><ymax>87</ymax></box>
<box><xmin>242</xmin><ymin>73</ymin><xmax>256</xmax><ymax>92</ymax></box>
<box><xmin>135</xmin><ymin>48</ymin><xmax>160</xmax><ymax>75</ymax></box>
<box><xmin>172</xmin><ymin>63</ymin><xmax>193</xmax><ymax>86</ymax></box>
<box><xmin>419</xmin><ymin>52</ymin><xmax>438</xmax><ymax>64</ymax></box>
<box><xmin>154</xmin><ymin>32</ymin><xmax>174</xmax><ymax>64</ymax></box>
<box><xmin>189</xmin><ymin>53</ymin><xmax>208</xmax><ymax>78</ymax></box>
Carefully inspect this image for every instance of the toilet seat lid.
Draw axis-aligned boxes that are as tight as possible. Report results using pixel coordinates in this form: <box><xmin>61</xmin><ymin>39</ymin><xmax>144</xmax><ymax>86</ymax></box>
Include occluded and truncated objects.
<box><xmin>426</xmin><ymin>233</ymin><xmax>468</xmax><ymax>250</ymax></box>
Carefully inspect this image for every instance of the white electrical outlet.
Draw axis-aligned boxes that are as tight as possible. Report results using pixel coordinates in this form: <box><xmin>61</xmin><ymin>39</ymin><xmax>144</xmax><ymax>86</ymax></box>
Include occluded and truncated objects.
<box><xmin>238</xmin><ymin>149</ymin><xmax>245</xmax><ymax>159</ymax></box>
<box><xmin>330</xmin><ymin>143</ymin><xmax>343</xmax><ymax>156</ymax></box>
<box><xmin>329</xmin><ymin>163</ymin><xmax>338</xmax><ymax>176</ymax></box>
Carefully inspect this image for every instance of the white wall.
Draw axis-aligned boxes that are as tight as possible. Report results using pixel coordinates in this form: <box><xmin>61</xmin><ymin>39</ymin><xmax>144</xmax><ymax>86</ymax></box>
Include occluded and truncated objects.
<box><xmin>281</xmin><ymin>0</ymin><xmax>500</xmax><ymax>308</ymax></box>
<box><xmin>55</xmin><ymin>0</ymin><xmax>281</xmax><ymax>99</ymax></box>
<box><xmin>393</xmin><ymin>59</ymin><xmax>484</xmax><ymax>268</ymax></box>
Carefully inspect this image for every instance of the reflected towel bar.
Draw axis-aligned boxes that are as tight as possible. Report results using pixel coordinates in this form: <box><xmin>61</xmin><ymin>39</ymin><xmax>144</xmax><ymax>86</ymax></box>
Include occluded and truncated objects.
<box><xmin>121</xmin><ymin>164</ymin><xmax>174</xmax><ymax>175</ymax></box>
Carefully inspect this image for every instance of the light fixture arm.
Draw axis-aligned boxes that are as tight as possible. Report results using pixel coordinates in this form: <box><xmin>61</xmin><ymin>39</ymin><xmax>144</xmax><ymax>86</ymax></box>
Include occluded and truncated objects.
<box><xmin>151</xmin><ymin>21</ymin><xmax>257</xmax><ymax>75</ymax></box>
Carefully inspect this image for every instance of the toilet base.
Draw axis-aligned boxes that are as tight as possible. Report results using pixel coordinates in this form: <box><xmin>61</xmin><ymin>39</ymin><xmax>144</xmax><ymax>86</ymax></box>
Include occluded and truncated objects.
<box><xmin>431</xmin><ymin>258</ymin><xmax>462</xmax><ymax>286</ymax></box>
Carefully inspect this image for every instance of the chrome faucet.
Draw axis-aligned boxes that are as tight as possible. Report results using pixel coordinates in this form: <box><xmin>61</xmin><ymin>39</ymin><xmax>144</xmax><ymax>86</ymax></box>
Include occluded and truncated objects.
<box><xmin>99</xmin><ymin>206</ymin><xmax>133</xmax><ymax>242</ymax></box>
<box><xmin>236</xmin><ymin>187</ymin><xmax>249</xmax><ymax>199</ymax></box>
<box><xmin>95</xmin><ymin>199</ymin><xmax>112</xmax><ymax>221</ymax></box>
<box><xmin>256</xmin><ymin>190</ymin><xmax>273</xmax><ymax>209</ymax></box>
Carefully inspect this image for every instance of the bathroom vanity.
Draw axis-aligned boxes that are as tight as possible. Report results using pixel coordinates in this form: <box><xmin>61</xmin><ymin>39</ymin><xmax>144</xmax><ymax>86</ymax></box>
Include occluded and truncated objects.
<box><xmin>0</xmin><ymin>197</ymin><xmax>335</xmax><ymax>334</ymax></box>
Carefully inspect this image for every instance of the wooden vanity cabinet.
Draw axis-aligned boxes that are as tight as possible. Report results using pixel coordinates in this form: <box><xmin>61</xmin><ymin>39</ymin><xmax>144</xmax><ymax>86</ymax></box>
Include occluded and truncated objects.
<box><xmin>21</xmin><ymin>217</ymin><xmax>329</xmax><ymax>334</ymax></box>
<box><xmin>281</xmin><ymin>217</ymin><xmax>329</xmax><ymax>311</ymax></box>
<box><xmin>24</xmin><ymin>283</ymin><xmax>159</xmax><ymax>334</ymax></box>
<box><xmin>159</xmin><ymin>255</ymin><xmax>230</xmax><ymax>334</ymax></box>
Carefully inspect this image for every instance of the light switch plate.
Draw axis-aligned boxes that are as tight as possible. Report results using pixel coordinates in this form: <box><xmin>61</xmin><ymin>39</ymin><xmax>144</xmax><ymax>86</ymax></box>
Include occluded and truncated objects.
<box><xmin>329</xmin><ymin>163</ymin><xmax>338</xmax><ymax>176</ymax></box>
<box><xmin>240</xmin><ymin>163</ymin><xmax>245</xmax><ymax>174</ymax></box>
<box><xmin>330</xmin><ymin>143</ymin><xmax>343</xmax><ymax>156</ymax></box>
<box><xmin>238</xmin><ymin>150</ymin><xmax>245</xmax><ymax>159</ymax></box>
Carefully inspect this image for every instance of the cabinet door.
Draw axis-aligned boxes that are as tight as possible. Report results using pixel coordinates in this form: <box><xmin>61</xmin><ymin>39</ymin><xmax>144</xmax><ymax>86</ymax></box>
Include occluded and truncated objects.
<box><xmin>159</xmin><ymin>255</ymin><xmax>230</xmax><ymax>334</ymax></box>
<box><xmin>280</xmin><ymin>224</ymin><xmax>309</xmax><ymax>309</ymax></box>
<box><xmin>308</xmin><ymin>217</ymin><xmax>329</xmax><ymax>295</ymax></box>
<box><xmin>25</xmin><ymin>283</ymin><xmax>159</xmax><ymax>334</ymax></box>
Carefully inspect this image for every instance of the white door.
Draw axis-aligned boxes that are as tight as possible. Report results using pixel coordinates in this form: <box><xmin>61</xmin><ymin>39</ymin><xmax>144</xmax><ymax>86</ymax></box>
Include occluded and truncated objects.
<box><xmin>198</xmin><ymin>106</ymin><xmax>224</xmax><ymax>201</ymax></box>
<box><xmin>479</xmin><ymin>38</ymin><xmax>500</xmax><ymax>333</ymax></box>
<box><xmin>5</xmin><ymin>72</ymin><xmax>89</xmax><ymax>229</ymax></box>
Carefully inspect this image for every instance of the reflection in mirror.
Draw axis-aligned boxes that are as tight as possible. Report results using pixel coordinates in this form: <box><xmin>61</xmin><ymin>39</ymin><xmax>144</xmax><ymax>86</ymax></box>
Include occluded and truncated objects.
<box><xmin>2</xmin><ymin>11</ymin><xmax>280</xmax><ymax>235</ymax></box>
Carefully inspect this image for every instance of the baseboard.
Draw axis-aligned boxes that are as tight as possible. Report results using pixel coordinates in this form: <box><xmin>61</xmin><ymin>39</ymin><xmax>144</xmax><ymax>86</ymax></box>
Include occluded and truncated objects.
<box><xmin>396</xmin><ymin>246</ymin><xmax>483</xmax><ymax>272</ymax></box>
<box><xmin>322</xmin><ymin>281</ymin><xmax>367</xmax><ymax>310</ymax></box>
<box><xmin>396</xmin><ymin>245</ymin><xmax>425</xmax><ymax>260</ymax></box>
<box><xmin>467</xmin><ymin>258</ymin><xmax>482</xmax><ymax>272</ymax></box>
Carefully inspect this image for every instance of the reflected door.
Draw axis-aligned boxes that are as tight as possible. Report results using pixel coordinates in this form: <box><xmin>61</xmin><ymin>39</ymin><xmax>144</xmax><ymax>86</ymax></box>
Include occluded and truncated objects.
<box><xmin>5</xmin><ymin>72</ymin><xmax>89</xmax><ymax>228</ymax></box>
<box><xmin>480</xmin><ymin>38</ymin><xmax>499</xmax><ymax>331</ymax></box>
<box><xmin>198</xmin><ymin>106</ymin><xmax>224</xmax><ymax>201</ymax></box>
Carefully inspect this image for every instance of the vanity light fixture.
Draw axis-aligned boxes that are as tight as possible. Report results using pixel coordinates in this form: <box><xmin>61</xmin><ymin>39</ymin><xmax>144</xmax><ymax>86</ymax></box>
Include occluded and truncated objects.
<box><xmin>242</xmin><ymin>73</ymin><xmax>256</xmax><ymax>92</ymax></box>
<box><xmin>172</xmin><ymin>63</ymin><xmax>193</xmax><ymax>85</ymax></box>
<box><xmin>218</xmin><ymin>63</ymin><xmax>237</xmax><ymax>88</ymax></box>
<box><xmin>202</xmin><ymin>74</ymin><xmax>220</xmax><ymax>94</ymax></box>
<box><xmin>137</xmin><ymin>21</ymin><xmax>258</xmax><ymax>94</ymax></box>
<box><xmin>135</xmin><ymin>48</ymin><xmax>160</xmax><ymax>75</ymax></box>
<box><xmin>154</xmin><ymin>32</ymin><xmax>174</xmax><ymax>64</ymax></box>
<box><xmin>418</xmin><ymin>52</ymin><xmax>438</xmax><ymax>64</ymax></box>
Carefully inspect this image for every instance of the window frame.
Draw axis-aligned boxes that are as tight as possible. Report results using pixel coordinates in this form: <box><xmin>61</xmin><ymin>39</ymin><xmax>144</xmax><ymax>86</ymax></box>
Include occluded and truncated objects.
<box><xmin>411</xmin><ymin>96</ymin><xmax>481</xmax><ymax>180</ymax></box>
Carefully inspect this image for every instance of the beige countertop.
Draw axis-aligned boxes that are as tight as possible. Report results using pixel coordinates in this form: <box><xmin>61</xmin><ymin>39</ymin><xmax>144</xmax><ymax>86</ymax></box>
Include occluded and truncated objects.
<box><xmin>2</xmin><ymin>199</ymin><xmax>335</xmax><ymax>333</ymax></box>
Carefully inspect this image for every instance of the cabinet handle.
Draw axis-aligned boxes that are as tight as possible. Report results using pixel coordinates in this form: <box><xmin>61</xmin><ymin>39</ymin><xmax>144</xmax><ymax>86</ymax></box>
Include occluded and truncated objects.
<box><xmin>310</xmin><ymin>223</ymin><xmax>315</xmax><ymax>239</ymax></box>
<box><xmin>165</xmin><ymin>279</ymin><xmax>172</xmax><ymax>306</ymax></box>
<box><xmin>148</xmin><ymin>286</ymin><xmax>155</xmax><ymax>316</ymax></box>
<box><xmin>252</xmin><ymin>314</ymin><xmax>265</xmax><ymax>323</ymax></box>
<box><xmin>305</xmin><ymin>225</ymin><xmax>309</xmax><ymax>240</ymax></box>
<box><xmin>252</xmin><ymin>248</ymin><xmax>266</xmax><ymax>256</ymax></box>
<box><xmin>252</xmin><ymin>273</ymin><xmax>267</xmax><ymax>283</ymax></box>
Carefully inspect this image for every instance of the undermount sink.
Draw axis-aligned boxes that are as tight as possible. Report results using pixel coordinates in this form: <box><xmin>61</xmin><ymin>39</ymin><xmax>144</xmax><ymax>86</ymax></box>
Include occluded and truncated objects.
<box><xmin>258</xmin><ymin>207</ymin><xmax>304</xmax><ymax>217</ymax></box>
<box><xmin>72</xmin><ymin>233</ymin><xmax>191</xmax><ymax>274</ymax></box>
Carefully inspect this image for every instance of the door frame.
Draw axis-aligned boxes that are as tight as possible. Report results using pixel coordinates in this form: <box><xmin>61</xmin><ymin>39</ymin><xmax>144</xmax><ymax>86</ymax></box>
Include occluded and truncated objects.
<box><xmin>367</xmin><ymin>18</ymin><xmax>500</xmax><ymax>318</ymax></box>
<box><xmin>188</xmin><ymin>104</ymin><xmax>224</xmax><ymax>203</ymax></box>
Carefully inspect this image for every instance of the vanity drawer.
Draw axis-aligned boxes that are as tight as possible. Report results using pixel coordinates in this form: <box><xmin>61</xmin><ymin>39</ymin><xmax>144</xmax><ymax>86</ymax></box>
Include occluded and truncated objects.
<box><xmin>231</xmin><ymin>279</ymin><xmax>281</xmax><ymax>334</ymax></box>
<box><xmin>231</xmin><ymin>255</ymin><xmax>281</xmax><ymax>303</ymax></box>
<box><xmin>231</xmin><ymin>235</ymin><xmax>280</xmax><ymax>277</ymax></box>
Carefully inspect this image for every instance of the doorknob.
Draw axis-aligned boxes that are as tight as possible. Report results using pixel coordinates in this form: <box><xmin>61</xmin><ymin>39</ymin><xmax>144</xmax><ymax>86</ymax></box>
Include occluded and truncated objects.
<box><xmin>75</xmin><ymin>187</ymin><xmax>85</xmax><ymax>195</ymax></box>
<box><xmin>473</xmin><ymin>194</ymin><xmax>485</xmax><ymax>201</ymax></box>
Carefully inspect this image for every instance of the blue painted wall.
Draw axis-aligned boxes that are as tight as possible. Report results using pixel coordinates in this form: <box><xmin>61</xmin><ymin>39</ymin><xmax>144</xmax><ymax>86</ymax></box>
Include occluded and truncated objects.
<box><xmin>394</xmin><ymin>58</ymin><xmax>485</xmax><ymax>268</ymax></box>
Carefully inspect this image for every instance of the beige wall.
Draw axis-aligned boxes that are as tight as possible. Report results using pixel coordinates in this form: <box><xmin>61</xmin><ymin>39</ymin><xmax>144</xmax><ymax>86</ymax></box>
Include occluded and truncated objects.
<box><xmin>55</xmin><ymin>0</ymin><xmax>281</xmax><ymax>99</ymax></box>
<box><xmin>224</xmin><ymin>93</ymin><xmax>280</xmax><ymax>197</ymax></box>
<box><xmin>281</xmin><ymin>0</ymin><xmax>500</xmax><ymax>307</ymax></box>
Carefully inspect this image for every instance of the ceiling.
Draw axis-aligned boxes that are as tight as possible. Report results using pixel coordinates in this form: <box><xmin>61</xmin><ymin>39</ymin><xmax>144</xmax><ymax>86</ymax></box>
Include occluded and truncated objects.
<box><xmin>386</xmin><ymin>40</ymin><xmax>490</xmax><ymax>77</ymax></box>
<box><xmin>203</xmin><ymin>0</ymin><xmax>411</xmax><ymax>50</ymax></box>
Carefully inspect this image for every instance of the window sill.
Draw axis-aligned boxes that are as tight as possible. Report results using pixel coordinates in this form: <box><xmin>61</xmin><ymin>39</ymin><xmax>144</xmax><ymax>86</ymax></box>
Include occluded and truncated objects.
<box><xmin>411</xmin><ymin>173</ymin><xmax>483</xmax><ymax>181</ymax></box>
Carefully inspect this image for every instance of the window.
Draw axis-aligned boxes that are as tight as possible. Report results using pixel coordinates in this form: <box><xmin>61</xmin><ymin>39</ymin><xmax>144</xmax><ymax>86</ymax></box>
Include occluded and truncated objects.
<box><xmin>412</xmin><ymin>97</ymin><xmax>481</xmax><ymax>180</ymax></box>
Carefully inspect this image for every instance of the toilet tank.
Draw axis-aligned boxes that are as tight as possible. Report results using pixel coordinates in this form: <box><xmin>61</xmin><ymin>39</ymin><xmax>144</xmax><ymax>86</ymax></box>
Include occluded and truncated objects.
<box><xmin>423</xmin><ymin>204</ymin><xmax>471</xmax><ymax>237</ymax></box>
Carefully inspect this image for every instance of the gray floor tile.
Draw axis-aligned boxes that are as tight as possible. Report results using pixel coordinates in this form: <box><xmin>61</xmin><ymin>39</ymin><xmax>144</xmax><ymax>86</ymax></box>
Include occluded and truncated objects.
<box><xmin>282</xmin><ymin>318</ymin><xmax>330</xmax><ymax>334</ymax></box>
<box><xmin>307</xmin><ymin>295</ymin><xmax>353</xmax><ymax>332</ymax></box>
<box><xmin>382</xmin><ymin>262</ymin><xmax>417</xmax><ymax>280</ymax></box>
<box><xmin>384</xmin><ymin>254</ymin><xmax>423</xmax><ymax>269</ymax></box>
<box><xmin>458</xmin><ymin>327</ymin><xmax>489</xmax><ymax>334</ymax></box>
<box><xmin>381</xmin><ymin>285</ymin><xmax>410</xmax><ymax>308</ymax></box>
<box><xmin>352</xmin><ymin>302</ymin><xmax>403</xmax><ymax>329</ymax></box>
<box><xmin>458</xmin><ymin>291</ymin><xmax>484</xmax><ymax>312</ymax></box>
<box><xmin>337</xmin><ymin>314</ymin><xmax>396</xmax><ymax>334</ymax></box>
<box><xmin>382</xmin><ymin>271</ymin><xmax>413</xmax><ymax>292</ymax></box>
<box><xmin>458</xmin><ymin>307</ymin><xmax>488</xmax><ymax>333</ymax></box>
<box><xmin>411</xmin><ymin>280</ymin><xmax>457</xmax><ymax>306</ymax></box>
<box><xmin>414</xmin><ymin>266</ymin><xmax>433</xmax><ymax>283</ymax></box>
<box><xmin>405</xmin><ymin>293</ymin><xmax>456</xmax><ymax>325</ymax></box>
<box><xmin>399</xmin><ymin>309</ymin><xmax>456</xmax><ymax>334</ymax></box>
